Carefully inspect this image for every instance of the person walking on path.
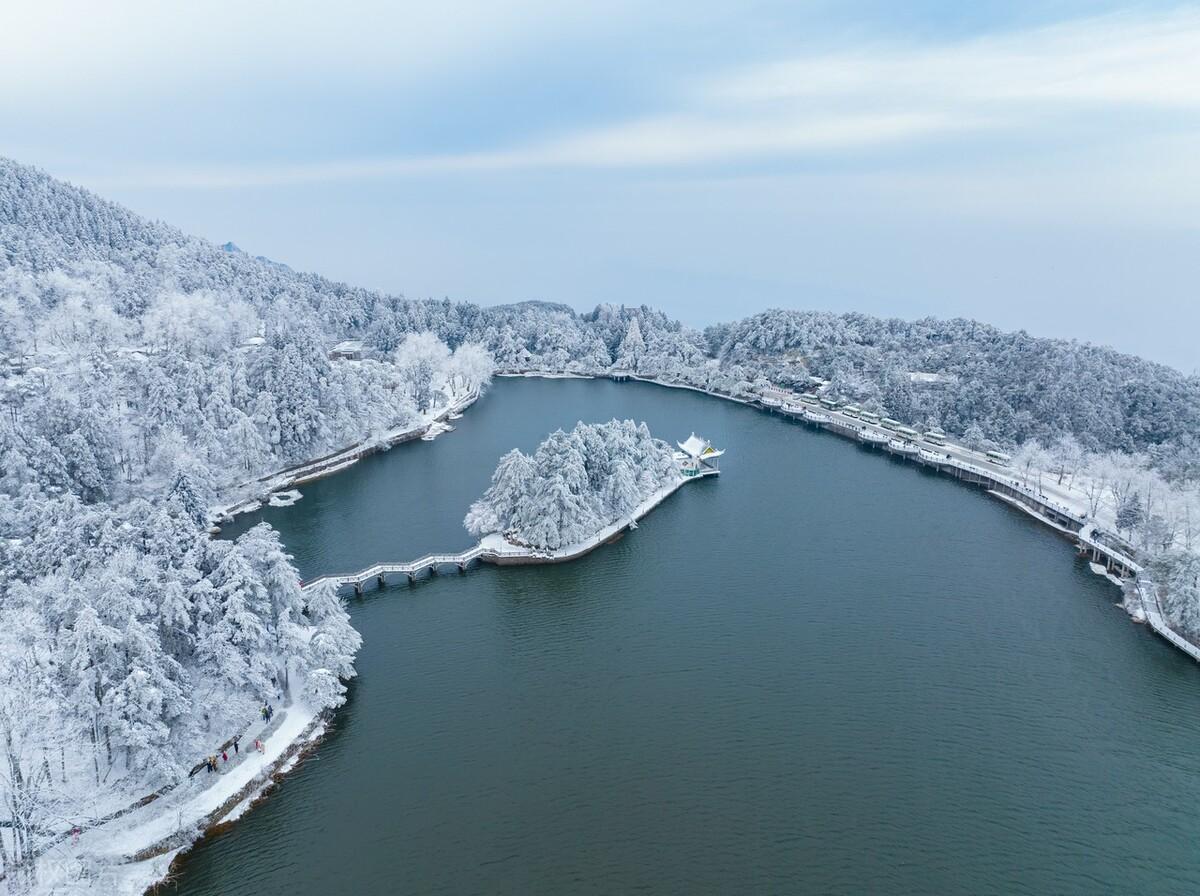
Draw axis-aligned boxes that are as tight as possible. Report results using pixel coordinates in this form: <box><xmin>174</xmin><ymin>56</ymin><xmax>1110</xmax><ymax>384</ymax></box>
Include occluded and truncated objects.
<box><xmin>254</xmin><ymin>738</ymin><xmax>265</xmax><ymax>753</ymax></box>
<box><xmin>221</xmin><ymin>750</ymin><xmax>229</xmax><ymax>763</ymax></box>
<box><xmin>232</xmin><ymin>735</ymin><xmax>240</xmax><ymax>755</ymax></box>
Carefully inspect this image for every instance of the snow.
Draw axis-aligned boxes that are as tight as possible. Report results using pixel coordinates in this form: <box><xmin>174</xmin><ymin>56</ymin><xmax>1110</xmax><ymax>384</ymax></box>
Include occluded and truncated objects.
<box><xmin>210</xmin><ymin>387</ymin><xmax>481</xmax><ymax>523</ymax></box>
<box><xmin>421</xmin><ymin>420</ymin><xmax>454</xmax><ymax>441</ymax></box>
<box><xmin>268</xmin><ymin>488</ymin><xmax>302</xmax><ymax>507</ymax></box>
<box><xmin>464</xmin><ymin>421</ymin><xmax>692</xmax><ymax>552</ymax></box>
<box><xmin>469</xmin><ymin>424</ymin><xmax>720</xmax><ymax>564</ymax></box>
<box><xmin>5</xmin><ymin>153</ymin><xmax>1200</xmax><ymax>894</ymax></box>
<box><xmin>82</xmin><ymin>704</ymin><xmax>316</xmax><ymax>860</ymax></box>
<box><xmin>9</xmin><ymin>698</ymin><xmax>326</xmax><ymax>894</ymax></box>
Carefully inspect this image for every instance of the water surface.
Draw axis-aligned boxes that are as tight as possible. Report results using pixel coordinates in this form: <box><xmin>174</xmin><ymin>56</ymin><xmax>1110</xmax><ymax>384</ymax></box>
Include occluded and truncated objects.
<box><xmin>186</xmin><ymin>377</ymin><xmax>1200</xmax><ymax>895</ymax></box>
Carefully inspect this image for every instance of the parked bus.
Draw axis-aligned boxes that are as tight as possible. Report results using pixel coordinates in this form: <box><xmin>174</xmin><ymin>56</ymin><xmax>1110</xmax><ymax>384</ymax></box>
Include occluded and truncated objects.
<box><xmin>819</xmin><ymin>398</ymin><xmax>840</xmax><ymax>411</ymax></box>
<box><xmin>986</xmin><ymin>450</ymin><xmax>1011</xmax><ymax>466</ymax></box>
<box><xmin>881</xmin><ymin>417</ymin><xmax>902</xmax><ymax>431</ymax></box>
<box><xmin>860</xmin><ymin>411</ymin><xmax>881</xmax><ymax>425</ymax></box>
<box><xmin>800</xmin><ymin>393</ymin><xmax>819</xmax><ymax>405</ymax></box>
<box><xmin>923</xmin><ymin>430</ymin><xmax>947</xmax><ymax>446</ymax></box>
<box><xmin>842</xmin><ymin>405</ymin><xmax>861</xmax><ymax>418</ymax></box>
<box><xmin>896</xmin><ymin>426</ymin><xmax>920</xmax><ymax>441</ymax></box>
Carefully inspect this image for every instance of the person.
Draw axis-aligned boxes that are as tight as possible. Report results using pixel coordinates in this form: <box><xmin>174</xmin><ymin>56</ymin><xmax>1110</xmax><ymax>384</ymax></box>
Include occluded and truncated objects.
<box><xmin>267</xmin><ymin>703</ymin><xmax>274</xmax><ymax>722</ymax></box>
<box><xmin>232</xmin><ymin>736</ymin><xmax>240</xmax><ymax>755</ymax></box>
<box><xmin>261</xmin><ymin>705</ymin><xmax>268</xmax><ymax>722</ymax></box>
<box><xmin>222</xmin><ymin>750</ymin><xmax>228</xmax><ymax>763</ymax></box>
<box><xmin>204</xmin><ymin>757</ymin><xmax>212</xmax><ymax>774</ymax></box>
<box><xmin>255</xmin><ymin>738</ymin><xmax>265</xmax><ymax>753</ymax></box>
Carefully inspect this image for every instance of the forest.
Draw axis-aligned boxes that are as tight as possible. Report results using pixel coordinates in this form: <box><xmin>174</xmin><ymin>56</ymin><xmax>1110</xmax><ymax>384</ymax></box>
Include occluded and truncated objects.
<box><xmin>3</xmin><ymin>155</ymin><xmax>1200</xmax><ymax>883</ymax></box>
<box><xmin>464</xmin><ymin>420</ymin><xmax>680</xmax><ymax>551</ymax></box>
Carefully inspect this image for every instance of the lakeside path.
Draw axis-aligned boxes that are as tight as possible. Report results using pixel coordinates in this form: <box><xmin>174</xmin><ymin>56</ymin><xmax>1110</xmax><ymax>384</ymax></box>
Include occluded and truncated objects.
<box><xmin>21</xmin><ymin>704</ymin><xmax>323</xmax><ymax>896</ymax></box>
<box><xmin>210</xmin><ymin>388</ymin><xmax>480</xmax><ymax>524</ymax></box>
<box><xmin>79</xmin><ymin>368</ymin><xmax>1189</xmax><ymax>895</ymax></box>
<box><xmin>504</xmin><ymin>369</ymin><xmax>1200</xmax><ymax>665</ymax></box>
<box><xmin>300</xmin><ymin>467</ymin><xmax>719</xmax><ymax>594</ymax></box>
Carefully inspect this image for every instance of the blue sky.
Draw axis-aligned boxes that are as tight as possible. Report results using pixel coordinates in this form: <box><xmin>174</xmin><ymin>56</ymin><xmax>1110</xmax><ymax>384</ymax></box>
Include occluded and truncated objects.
<box><xmin>4</xmin><ymin>1</ymin><xmax>1198</xmax><ymax>370</ymax></box>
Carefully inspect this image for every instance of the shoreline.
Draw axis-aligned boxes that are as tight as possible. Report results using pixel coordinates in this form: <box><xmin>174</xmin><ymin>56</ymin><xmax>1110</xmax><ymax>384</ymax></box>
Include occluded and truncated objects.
<box><xmin>118</xmin><ymin>367</ymin><xmax>1188</xmax><ymax>895</ymax></box>
<box><xmin>56</xmin><ymin>390</ymin><xmax>479</xmax><ymax>896</ymax></box>
<box><xmin>300</xmin><ymin>468</ymin><xmax>718</xmax><ymax>594</ymax></box>
<box><xmin>508</xmin><ymin>368</ymin><xmax>1199</xmax><ymax>663</ymax></box>
<box><xmin>209</xmin><ymin>388</ymin><xmax>480</xmax><ymax>526</ymax></box>
<box><xmin>16</xmin><ymin>701</ymin><xmax>330</xmax><ymax>896</ymax></box>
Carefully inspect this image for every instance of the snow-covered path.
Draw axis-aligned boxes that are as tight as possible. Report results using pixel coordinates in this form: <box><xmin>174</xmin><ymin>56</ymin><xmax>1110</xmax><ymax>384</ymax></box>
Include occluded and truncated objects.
<box><xmin>75</xmin><ymin>704</ymin><xmax>316</xmax><ymax>860</ymax></box>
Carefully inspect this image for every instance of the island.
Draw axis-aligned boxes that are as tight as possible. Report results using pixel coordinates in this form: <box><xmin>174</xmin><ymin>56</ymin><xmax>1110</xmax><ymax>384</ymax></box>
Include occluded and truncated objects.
<box><xmin>464</xmin><ymin>421</ymin><xmax>722</xmax><ymax>562</ymax></box>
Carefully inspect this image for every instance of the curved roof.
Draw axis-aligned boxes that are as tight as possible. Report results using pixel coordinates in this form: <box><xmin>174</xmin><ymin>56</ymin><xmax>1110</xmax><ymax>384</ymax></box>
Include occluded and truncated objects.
<box><xmin>678</xmin><ymin>433</ymin><xmax>724</xmax><ymax>459</ymax></box>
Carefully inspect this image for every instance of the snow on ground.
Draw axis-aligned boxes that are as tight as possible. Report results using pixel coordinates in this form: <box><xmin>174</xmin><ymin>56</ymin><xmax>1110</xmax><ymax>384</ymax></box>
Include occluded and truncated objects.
<box><xmin>421</xmin><ymin>420</ymin><xmax>454</xmax><ymax>441</ymax></box>
<box><xmin>210</xmin><ymin>387</ymin><xmax>480</xmax><ymax>524</ymax></box>
<box><xmin>477</xmin><ymin>472</ymin><xmax>700</xmax><ymax>563</ymax></box>
<box><xmin>85</xmin><ymin>704</ymin><xmax>314</xmax><ymax>858</ymax></box>
<box><xmin>32</xmin><ymin>703</ymin><xmax>322</xmax><ymax>895</ymax></box>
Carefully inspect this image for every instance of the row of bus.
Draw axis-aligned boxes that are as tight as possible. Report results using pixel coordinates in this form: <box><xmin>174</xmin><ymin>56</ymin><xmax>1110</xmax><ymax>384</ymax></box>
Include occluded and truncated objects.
<box><xmin>794</xmin><ymin>393</ymin><xmax>1011</xmax><ymax>465</ymax></box>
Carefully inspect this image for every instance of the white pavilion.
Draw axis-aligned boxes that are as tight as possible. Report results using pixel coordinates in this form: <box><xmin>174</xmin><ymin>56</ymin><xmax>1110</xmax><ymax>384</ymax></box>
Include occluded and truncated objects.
<box><xmin>675</xmin><ymin>433</ymin><xmax>724</xmax><ymax>477</ymax></box>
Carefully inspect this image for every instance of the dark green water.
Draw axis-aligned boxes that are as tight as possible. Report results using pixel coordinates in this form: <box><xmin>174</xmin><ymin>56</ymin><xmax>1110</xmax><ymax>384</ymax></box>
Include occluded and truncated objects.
<box><xmin>177</xmin><ymin>377</ymin><xmax>1200</xmax><ymax>895</ymax></box>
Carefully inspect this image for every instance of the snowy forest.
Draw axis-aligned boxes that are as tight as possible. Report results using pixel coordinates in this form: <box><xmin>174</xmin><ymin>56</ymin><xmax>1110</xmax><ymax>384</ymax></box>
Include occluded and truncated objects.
<box><xmin>464</xmin><ymin>420</ymin><xmax>679</xmax><ymax>551</ymax></box>
<box><xmin>4</xmin><ymin>154</ymin><xmax>1200</xmax><ymax>883</ymax></box>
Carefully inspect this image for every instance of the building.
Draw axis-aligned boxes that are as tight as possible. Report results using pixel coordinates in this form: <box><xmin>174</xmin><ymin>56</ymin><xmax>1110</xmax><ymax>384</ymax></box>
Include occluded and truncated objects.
<box><xmin>675</xmin><ymin>433</ymin><xmax>724</xmax><ymax>477</ymax></box>
<box><xmin>329</xmin><ymin>339</ymin><xmax>365</xmax><ymax>361</ymax></box>
<box><xmin>760</xmin><ymin>386</ymin><xmax>793</xmax><ymax>407</ymax></box>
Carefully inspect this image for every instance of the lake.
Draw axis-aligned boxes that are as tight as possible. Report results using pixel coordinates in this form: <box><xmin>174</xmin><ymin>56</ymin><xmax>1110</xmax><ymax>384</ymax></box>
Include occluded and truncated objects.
<box><xmin>175</xmin><ymin>376</ymin><xmax>1200</xmax><ymax>895</ymax></box>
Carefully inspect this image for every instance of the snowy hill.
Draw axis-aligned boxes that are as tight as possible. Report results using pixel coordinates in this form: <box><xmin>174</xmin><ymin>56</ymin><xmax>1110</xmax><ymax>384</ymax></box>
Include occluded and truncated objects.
<box><xmin>5</xmin><ymin>155</ymin><xmax>1197</xmax><ymax>463</ymax></box>
<box><xmin>3</xmin><ymin>154</ymin><xmax>1200</xmax><ymax>891</ymax></box>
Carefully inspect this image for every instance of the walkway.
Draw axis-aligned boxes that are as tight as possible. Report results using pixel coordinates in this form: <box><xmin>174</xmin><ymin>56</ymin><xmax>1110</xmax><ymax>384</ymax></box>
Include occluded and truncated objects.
<box><xmin>75</xmin><ymin>706</ymin><xmax>309</xmax><ymax>863</ymax></box>
<box><xmin>300</xmin><ymin>544</ymin><xmax>525</xmax><ymax>593</ymax></box>
<box><xmin>1137</xmin><ymin>578</ymin><xmax>1200</xmax><ymax>663</ymax></box>
<box><xmin>301</xmin><ymin>466</ymin><xmax>718</xmax><ymax>595</ymax></box>
<box><xmin>5</xmin><ymin>706</ymin><xmax>288</xmax><ymax>882</ymax></box>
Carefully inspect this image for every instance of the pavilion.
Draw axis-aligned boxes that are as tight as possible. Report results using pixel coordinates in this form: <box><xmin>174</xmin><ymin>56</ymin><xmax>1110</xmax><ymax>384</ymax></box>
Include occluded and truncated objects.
<box><xmin>675</xmin><ymin>433</ymin><xmax>724</xmax><ymax>477</ymax></box>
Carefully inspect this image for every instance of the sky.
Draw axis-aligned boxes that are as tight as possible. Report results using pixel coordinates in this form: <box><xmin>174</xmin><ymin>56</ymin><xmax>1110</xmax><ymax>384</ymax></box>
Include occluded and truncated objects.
<box><xmin>2</xmin><ymin>1</ymin><xmax>1198</xmax><ymax>371</ymax></box>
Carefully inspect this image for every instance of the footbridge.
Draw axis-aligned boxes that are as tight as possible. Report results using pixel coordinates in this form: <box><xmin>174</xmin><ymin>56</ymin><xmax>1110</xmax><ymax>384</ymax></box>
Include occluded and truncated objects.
<box><xmin>300</xmin><ymin>544</ymin><xmax>532</xmax><ymax>594</ymax></box>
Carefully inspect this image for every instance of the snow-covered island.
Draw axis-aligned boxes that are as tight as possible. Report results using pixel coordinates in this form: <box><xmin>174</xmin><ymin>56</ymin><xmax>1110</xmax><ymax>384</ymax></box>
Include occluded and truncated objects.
<box><xmin>5</xmin><ymin>156</ymin><xmax>1200</xmax><ymax>893</ymax></box>
<box><xmin>465</xmin><ymin>421</ymin><xmax>721</xmax><ymax>562</ymax></box>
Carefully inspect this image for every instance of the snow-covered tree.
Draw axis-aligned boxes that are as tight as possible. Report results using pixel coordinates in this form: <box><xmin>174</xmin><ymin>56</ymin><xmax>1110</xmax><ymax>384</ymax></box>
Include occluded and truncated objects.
<box><xmin>394</xmin><ymin>331</ymin><xmax>451</xmax><ymax>412</ymax></box>
<box><xmin>466</xmin><ymin>420</ymin><xmax>679</xmax><ymax>550</ymax></box>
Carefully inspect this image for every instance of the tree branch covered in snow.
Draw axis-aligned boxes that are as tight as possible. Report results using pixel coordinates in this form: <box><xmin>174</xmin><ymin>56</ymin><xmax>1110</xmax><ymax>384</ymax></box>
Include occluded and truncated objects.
<box><xmin>5</xmin><ymin>152</ymin><xmax>1200</xmax><ymax>883</ymax></box>
<box><xmin>465</xmin><ymin>420</ymin><xmax>678</xmax><ymax>551</ymax></box>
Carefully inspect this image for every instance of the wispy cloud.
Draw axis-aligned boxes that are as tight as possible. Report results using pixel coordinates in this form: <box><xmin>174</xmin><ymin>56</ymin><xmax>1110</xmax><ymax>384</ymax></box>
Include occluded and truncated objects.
<box><xmin>73</xmin><ymin>7</ymin><xmax>1200</xmax><ymax>189</ymax></box>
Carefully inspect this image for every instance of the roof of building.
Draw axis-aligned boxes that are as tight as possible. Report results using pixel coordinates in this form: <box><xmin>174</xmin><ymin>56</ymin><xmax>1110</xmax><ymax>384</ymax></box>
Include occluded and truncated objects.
<box><xmin>677</xmin><ymin>433</ymin><xmax>725</xmax><ymax>460</ymax></box>
<box><xmin>331</xmin><ymin>339</ymin><xmax>364</xmax><ymax>353</ymax></box>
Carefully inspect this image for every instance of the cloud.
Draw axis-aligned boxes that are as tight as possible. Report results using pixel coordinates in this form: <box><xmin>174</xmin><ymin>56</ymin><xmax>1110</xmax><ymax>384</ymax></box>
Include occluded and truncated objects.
<box><xmin>0</xmin><ymin>0</ymin><xmax>640</xmax><ymax>99</ymax></box>
<box><xmin>710</xmin><ymin>9</ymin><xmax>1200</xmax><ymax>109</ymax></box>
<box><xmin>64</xmin><ymin>7</ymin><xmax>1200</xmax><ymax>188</ymax></box>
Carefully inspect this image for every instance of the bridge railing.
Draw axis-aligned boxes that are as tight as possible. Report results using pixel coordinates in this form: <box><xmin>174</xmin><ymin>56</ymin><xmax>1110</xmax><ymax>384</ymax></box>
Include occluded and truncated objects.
<box><xmin>300</xmin><ymin>542</ymin><xmax>538</xmax><ymax>592</ymax></box>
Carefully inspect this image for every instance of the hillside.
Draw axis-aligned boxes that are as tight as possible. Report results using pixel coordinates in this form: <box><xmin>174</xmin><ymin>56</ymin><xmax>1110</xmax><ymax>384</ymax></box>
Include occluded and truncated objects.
<box><xmin>3</xmin><ymin>155</ymin><xmax>1200</xmax><ymax>891</ymax></box>
<box><xmin>5</xmin><ymin>156</ymin><xmax>1199</xmax><ymax>468</ymax></box>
